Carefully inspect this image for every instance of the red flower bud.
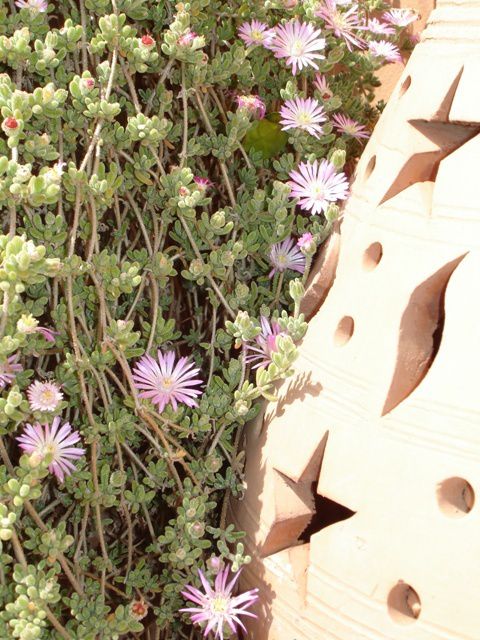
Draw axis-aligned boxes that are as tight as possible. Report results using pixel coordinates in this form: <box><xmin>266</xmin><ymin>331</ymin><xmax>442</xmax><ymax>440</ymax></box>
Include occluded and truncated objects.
<box><xmin>141</xmin><ymin>34</ymin><xmax>155</xmax><ymax>47</ymax></box>
<box><xmin>4</xmin><ymin>117</ymin><xmax>18</xmax><ymax>130</ymax></box>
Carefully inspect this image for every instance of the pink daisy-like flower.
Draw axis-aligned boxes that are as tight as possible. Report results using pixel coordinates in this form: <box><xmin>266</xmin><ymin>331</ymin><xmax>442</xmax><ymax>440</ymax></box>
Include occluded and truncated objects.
<box><xmin>180</xmin><ymin>566</ymin><xmax>259</xmax><ymax>639</ymax></box>
<box><xmin>332</xmin><ymin>112</ymin><xmax>370</xmax><ymax>139</ymax></box>
<box><xmin>236</xmin><ymin>95</ymin><xmax>266</xmax><ymax>119</ymax></box>
<box><xmin>315</xmin><ymin>0</ymin><xmax>366</xmax><ymax>51</ymax></box>
<box><xmin>0</xmin><ymin>355</ymin><xmax>23</xmax><ymax>390</ymax></box>
<box><xmin>132</xmin><ymin>350</ymin><xmax>203</xmax><ymax>412</ymax></box>
<box><xmin>269</xmin><ymin>20</ymin><xmax>326</xmax><ymax>75</ymax></box>
<box><xmin>15</xmin><ymin>0</ymin><xmax>47</xmax><ymax>11</ymax></box>
<box><xmin>269</xmin><ymin>237</ymin><xmax>306</xmax><ymax>278</ymax></box>
<box><xmin>194</xmin><ymin>176</ymin><xmax>213</xmax><ymax>191</ymax></box>
<box><xmin>368</xmin><ymin>39</ymin><xmax>402</xmax><ymax>63</ymax></box>
<box><xmin>17</xmin><ymin>417</ymin><xmax>85</xmax><ymax>482</ymax></box>
<box><xmin>245</xmin><ymin>316</ymin><xmax>286</xmax><ymax>369</ymax></box>
<box><xmin>297</xmin><ymin>232</ymin><xmax>315</xmax><ymax>252</ymax></box>
<box><xmin>238</xmin><ymin>20</ymin><xmax>276</xmax><ymax>47</ymax></box>
<box><xmin>279</xmin><ymin>97</ymin><xmax>326</xmax><ymax>138</ymax></box>
<box><xmin>27</xmin><ymin>381</ymin><xmax>63</xmax><ymax>412</ymax></box>
<box><xmin>366</xmin><ymin>17</ymin><xmax>395</xmax><ymax>36</ymax></box>
<box><xmin>288</xmin><ymin>159</ymin><xmax>349</xmax><ymax>215</ymax></box>
<box><xmin>313</xmin><ymin>73</ymin><xmax>333</xmax><ymax>100</ymax></box>
<box><xmin>382</xmin><ymin>8</ymin><xmax>418</xmax><ymax>27</ymax></box>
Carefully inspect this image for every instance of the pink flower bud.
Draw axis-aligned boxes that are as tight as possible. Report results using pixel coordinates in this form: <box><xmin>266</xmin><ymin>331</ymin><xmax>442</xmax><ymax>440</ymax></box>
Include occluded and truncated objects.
<box><xmin>177</xmin><ymin>30</ymin><xmax>196</xmax><ymax>46</ymax></box>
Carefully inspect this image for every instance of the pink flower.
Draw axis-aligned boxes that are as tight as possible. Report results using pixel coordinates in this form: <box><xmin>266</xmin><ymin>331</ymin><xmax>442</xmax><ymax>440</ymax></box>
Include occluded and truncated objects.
<box><xmin>132</xmin><ymin>350</ymin><xmax>203</xmax><ymax>412</ymax></box>
<box><xmin>288</xmin><ymin>159</ymin><xmax>349</xmax><ymax>215</ymax></box>
<box><xmin>269</xmin><ymin>237</ymin><xmax>306</xmax><ymax>278</ymax></box>
<box><xmin>382</xmin><ymin>8</ymin><xmax>418</xmax><ymax>27</ymax></box>
<box><xmin>297</xmin><ymin>232</ymin><xmax>315</xmax><ymax>253</ymax></box>
<box><xmin>180</xmin><ymin>566</ymin><xmax>259</xmax><ymax>639</ymax></box>
<box><xmin>36</xmin><ymin>326</ymin><xmax>58</xmax><ymax>342</ymax></box>
<box><xmin>245</xmin><ymin>316</ymin><xmax>286</xmax><ymax>369</ymax></box>
<box><xmin>332</xmin><ymin>112</ymin><xmax>370</xmax><ymax>139</ymax></box>
<box><xmin>315</xmin><ymin>0</ymin><xmax>366</xmax><ymax>51</ymax></box>
<box><xmin>17</xmin><ymin>417</ymin><xmax>85</xmax><ymax>482</ymax></box>
<box><xmin>15</xmin><ymin>0</ymin><xmax>47</xmax><ymax>11</ymax></box>
<box><xmin>27</xmin><ymin>381</ymin><xmax>63</xmax><ymax>412</ymax></box>
<box><xmin>279</xmin><ymin>97</ymin><xmax>326</xmax><ymax>138</ymax></box>
<box><xmin>0</xmin><ymin>355</ymin><xmax>22</xmax><ymax>390</ymax></box>
<box><xmin>236</xmin><ymin>95</ymin><xmax>266</xmax><ymax>119</ymax></box>
<box><xmin>368</xmin><ymin>39</ymin><xmax>402</xmax><ymax>63</ymax></box>
<box><xmin>269</xmin><ymin>20</ymin><xmax>326</xmax><ymax>75</ymax></box>
<box><xmin>313</xmin><ymin>73</ymin><xmax>333</xmax><ymax>100</ymax></box>
<box><xmin>366</xmin><ymin>18</ymin><xmax>395</xmax><ymax>36</ymax></box>
<box><xmin>194</xmin><ymin>176</ymin><xmax>213</xmax><ymax>191</ymax></box>
<box><xmin>82</xmin><ymin>77</ymin><xmax>95</xmax><ymax>90</ymax></box>
<box><xmin>238</xmin><ymin>20</ymin><xmax>276</xmax><ymax>47</ymax></box>
<box><xmin>177</xmin><ymin>30</ymin><xmax>197</xmax><ymax>46</ymax></box>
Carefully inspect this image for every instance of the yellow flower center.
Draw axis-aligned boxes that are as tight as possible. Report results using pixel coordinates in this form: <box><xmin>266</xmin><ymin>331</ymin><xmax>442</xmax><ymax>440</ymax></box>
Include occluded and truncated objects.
<box><xmin>277</xmin><ymin>254</ymin><xmax>288</xmax><ymax>266</ymax></box>
<box><xmin>344</xmin><ymin>124</ymin><xmax>358</xmax><ymax>135</ymax></box>
<box><xmin>251</xmin><ymin>29</ymin><xmax>263</xmax><ymax>41</ymax></box>
<box><xmin>161</xmin><ymin>377</ymin><xmax>174</xmax><ymax>390</ymax></box>
<box><xmin>211</xmin><ymin>595</ymin><xmax>229</xmax><ymax>614</ymax></box>
<box><xmin>43</xmin><ymin>442</ymin><xmax>58</xmax><ymax>459</ymax></box>
<box><xmin>290</xmin><ymin>39</ymin><xmax>305</xmax><ymax>56</ymax></box>
<box><xmin>297</xmin><ymin>110</ymin><xmax>313</xmax><ymax>125</ymax></box>
<box><xmin>314</xmin><ymin>184</ymin><xmax>325</xmax><ymax>200</ymax></box>
<box><xmin>40</xmin><ymin>389</ymin><xmax>56</xmax><ymax>404</ymax></box>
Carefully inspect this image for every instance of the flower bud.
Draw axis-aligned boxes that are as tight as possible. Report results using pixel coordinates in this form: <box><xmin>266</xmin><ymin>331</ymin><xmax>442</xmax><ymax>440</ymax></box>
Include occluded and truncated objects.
<box><xmin>177</xmin><ymin>30</ymin><xmax>196</xmax><ymax>47</ymax></box>
<box><xmin>140</xmin><ymin>34</ymin><xmax>155</xmax><ymax>47</ymax></box>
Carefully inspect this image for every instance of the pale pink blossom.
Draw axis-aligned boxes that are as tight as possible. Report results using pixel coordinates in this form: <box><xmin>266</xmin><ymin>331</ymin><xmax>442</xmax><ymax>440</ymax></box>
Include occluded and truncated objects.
<box><xmin>288</xmin><ymin>159</ymin><xmax>349</xmax><ymax>215</ymax></box>
<box><xmin>177</xmin><ymin>30</ymin><xmax>197</xmax><ymax>46</ymax></box>
<box><xmin>313</xmin><ymin>73</ymin><xmax>333</xmax><ymax>100</ymax></box>
<box><xmin>27</xmin><ymin>381</ymin><xmax>63</xmax><ymax>412</ymax></box>
<box><xmin>382</xmin><ymin>8</ymin><xmax>418</xmax><ymax>27</ymax></box>
<box><xmin>315</xmin><ymin>0</ymin><xmax>366</xmax><ymax>51</ymax></box>
<box><xmin>238</xmin><ymin>20</ymin><xmax>275</xmax><ymax>47</ymax></box>
<box><xmin>269</xmin><ymin>237</ymin><xmax>306</xmax><ymax>278</ymax></box>
<box><xmin>15</xmin><ymin>0</ymin><xmax>47</xmax><ymax>11</ymax></box>
<box><xmin>180</xmin><ymin>566</ymin><xmax>259</xmax><ymax>639</ymax></box>
<box><xmin>246</xmin><ymin>317</ymin><xmax>286</xmax><ymax>369</ymax></box>
<box><xmin>297</xmin><ymin>232</ymin><xmax>315</xmax><ymax>253</ymax></box>
<box><xmin>280</xmin><ymin>97</ymin><xmax>326</xmax><ymax>138</ymax></box>
<box><xmin>368</xmin><ymin>39</ymin><xmax>402</xmax><ymax>63</ymax></box>
<box><xmin>366</xmin><ymin>17</ymin><xmax>395</xmax><ymax>36</ymax></box>
<box><xmin>0</xmin><ymin>355</ymin><xmax>22</xmax><ymax>390</ymax></box>
<box><xmin>269</xmin><ymin>20</ymin><xmax>326</xmax><ymax>75</ymax></box>
<box><xmin>236</xmin><ymin>95</ymin><xmax>266</xmax><ymax>119</ymax></box>
<box><xmin>332</xmin><ymin>112</ymin><xmax>370</xmax><ymax>139</ymax></box>
<box><xmin>132</xmin><ymin>350</ymin><xmax>203</xmax><ymax>412</ymax></box>
<box><xmin>17</xmin><ymin>418</ymin><xmax>85</xmax><ymax>482</ymax></box>
<box><xmin>194</xmin><ymin>176</ymin><xmax>213</xmax><ymax>191</ymax></box>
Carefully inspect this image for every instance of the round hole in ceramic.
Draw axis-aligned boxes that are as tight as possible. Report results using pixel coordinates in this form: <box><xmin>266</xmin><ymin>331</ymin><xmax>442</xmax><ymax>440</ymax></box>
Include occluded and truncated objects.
<box><xmin>363</xmin><ymin>242</ymin><xmax>383</xmax><ymax>271</ymax></box>
<box><xmin>399</xmin><ymin>75</ymin><xmax>412</xmax><ymax>98</ymax></box>
<box><xmin>437</xmin><ymin>477</ymin><xmax>474</xmax><ymax>518</ymax></box>
<box><xmin>387</xmin><ymin>582</ymin><xmax>421</xmax><ymax>625</ymax></box>
<box><xmin>364</xmin><ymin>155</ymin><xmax>376</xmax><ymax>179</ymax></box>
<box><xmin>334</xmin><ymin>316</ymin><xmax>354</xmax><ymax>346</ymax></box>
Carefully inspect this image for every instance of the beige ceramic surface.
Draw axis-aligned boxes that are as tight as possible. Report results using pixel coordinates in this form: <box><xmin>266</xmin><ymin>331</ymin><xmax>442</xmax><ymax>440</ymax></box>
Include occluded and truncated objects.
<box><xmin>231</xmin><ymin>1</ymin><xmax>480</xmax><ymax>638</ymax></box>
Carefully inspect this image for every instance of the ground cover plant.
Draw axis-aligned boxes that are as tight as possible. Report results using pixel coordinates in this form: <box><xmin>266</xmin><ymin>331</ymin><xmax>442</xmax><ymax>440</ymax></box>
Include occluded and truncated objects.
<box><xmin>0</xmin><ymin>0</ymin><xmax>416</xmax><ymax>636</ymax></box>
